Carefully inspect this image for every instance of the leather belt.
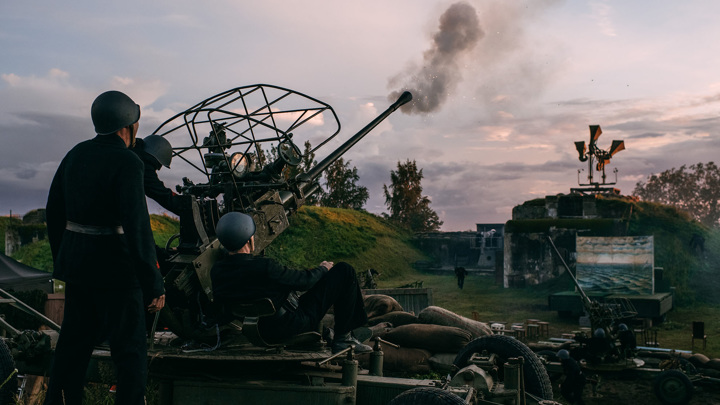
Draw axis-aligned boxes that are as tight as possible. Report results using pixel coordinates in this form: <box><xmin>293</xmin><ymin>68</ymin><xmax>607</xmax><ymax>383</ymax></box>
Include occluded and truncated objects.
<box><xmin>66</xmin><ymin>221</ymin><xmax>124</xmax><ymax>236</ymax></box>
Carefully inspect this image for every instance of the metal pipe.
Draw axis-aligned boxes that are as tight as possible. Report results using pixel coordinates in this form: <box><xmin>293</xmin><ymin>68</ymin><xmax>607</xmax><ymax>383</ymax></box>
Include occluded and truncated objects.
<box><xmin>300</xmin><ymin>91</ymin><xmax>412</xmax><ymax>186</ymax></box>
<box><xmin>546</xmin><ymin>236</ymin><xmax>592</xmax><ymax>307</ymax></box>
<box><xmin>0</xmin><ymin>287</ymin><xmax>60</xmax><ymax>331</ymax></box>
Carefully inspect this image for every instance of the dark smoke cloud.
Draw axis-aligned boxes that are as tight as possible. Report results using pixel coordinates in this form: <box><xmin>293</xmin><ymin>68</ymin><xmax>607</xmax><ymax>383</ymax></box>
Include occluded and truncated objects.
<box><xmin>388</xmin><ymin>2</ymin><xmax>483</xmax><ymax>114</ymax></box>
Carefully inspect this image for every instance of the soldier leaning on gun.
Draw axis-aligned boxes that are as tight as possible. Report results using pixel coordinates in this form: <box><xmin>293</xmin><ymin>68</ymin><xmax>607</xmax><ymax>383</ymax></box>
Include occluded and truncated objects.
<box><xmin>45</xmin><ymin>91</ymin><xmax>165</xmax><ymax>405</ymax></box>
<box><xmin>131</xmin><ymin>134</ymin><xmax>181</xmax><ymax>281</ymax></box>
<box><xmin>131</xmin><ymin>134</ymin><xmax>182</xmax><ymax>216</ymax></box>
<box><xmin>210</xmin><ymin>212</ymin><xmax>373</xmax><ymax>354</ymax></box>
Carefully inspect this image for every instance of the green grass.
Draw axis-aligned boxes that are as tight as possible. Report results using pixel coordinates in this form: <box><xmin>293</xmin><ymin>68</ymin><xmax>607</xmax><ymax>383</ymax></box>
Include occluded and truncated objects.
<box><xmin>149</xmin><ymin>213</ymin><xmax>181</xmax><ymax>248</ymax></box>
<box><xmin>265</xmin><ymin>206</ymin><xmax>428</xmax><ymax>278</ymax></box>
<box><xmin>10</xmin><ymin>239</ymin><xmax>53</xmax><ymax>272</ymax></box>
<box><xmin>377</xmin><ymin>271</ymin><xmax>720</xmax><ymax>358</ymax></box>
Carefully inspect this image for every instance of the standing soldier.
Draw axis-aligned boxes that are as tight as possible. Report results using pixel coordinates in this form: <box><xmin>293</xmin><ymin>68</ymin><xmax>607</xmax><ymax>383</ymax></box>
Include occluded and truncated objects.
<box><xmin>455</xmin><ymin>266</ymin><xmax>468</xmax><ymax>289</ymax></box>
<box><xmin>131</xmin><ymin>134</ymin><xmax>182</xmax><ymax>216</ymax></box>
<box><xmin>45</xmin><ymin>90</ymin><xmax>165</xmax><ymax>404</ymax></box>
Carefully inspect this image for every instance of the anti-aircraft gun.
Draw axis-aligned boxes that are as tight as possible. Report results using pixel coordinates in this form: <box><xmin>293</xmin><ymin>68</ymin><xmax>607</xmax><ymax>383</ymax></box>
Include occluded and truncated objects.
<box><xmin>150</xmin><ymin>84</ymin><xmax>412</xmax><ymax>339</ymax></box>
<box><xmin>546</xmin><ymin>236</ymin><xmax>640</xmax><ymax>368</ymax></box>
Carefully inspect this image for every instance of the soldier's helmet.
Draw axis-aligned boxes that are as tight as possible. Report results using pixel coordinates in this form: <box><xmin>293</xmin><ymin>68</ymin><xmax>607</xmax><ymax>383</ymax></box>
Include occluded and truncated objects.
<box><xmin>557</xmin><ymin>349</ymin><xmax>570</xmax><ymax>360</ymax></box>
<box><xmin>216</xmin><ymin>212</ymin><xmax>256</xmax><ymax>251</ymax></box>
<box><xmin>594</xmin><ymin>328</ymin><xmax>606</xmax><ymax>338</ymax></box>
<box><xmin>618</xmin><ymin>323</ymin><xmax>628</xmax><ymax>332</ymax></box>
<box><xmin>142</xmin><ymin>135</ymin><xmax>173</xmax><ymax>168</ymax></box>
<box><xmin>91</xmin><ymin>90</ymin><xmax>140</xmax><ymax>135</ymax></box>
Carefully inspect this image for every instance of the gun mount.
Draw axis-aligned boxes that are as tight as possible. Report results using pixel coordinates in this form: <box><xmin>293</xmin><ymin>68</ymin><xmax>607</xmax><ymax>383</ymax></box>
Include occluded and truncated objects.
<box><xmin>151</xmin><ymin>85</ymin><xmax>412</xmax><ymax>339</ymax></box>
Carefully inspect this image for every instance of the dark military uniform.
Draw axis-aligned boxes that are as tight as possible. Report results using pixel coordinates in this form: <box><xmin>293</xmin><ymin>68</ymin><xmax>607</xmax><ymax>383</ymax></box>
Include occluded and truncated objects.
<box><xmin>45</xmin><ymin>134</ymin><xmax>164</xmax><ymax>405</ymax></box>
<box><xmin>211</xmin><ymin>255</ymin><xmax>367</xmax><ymax>343</ymax></box>
<box><xmin>131</xmin><ymin>138</ymin><xmax>182</xmax><ymax>216</ymax></box>
<box><xmin>618</xmin><ymin>329</ymin><xmax>637</xmax><ymax>358</ymax></box>
<box><xmin>560</xmin><ymin>356</ymin><xmax>586</xmax><ymax>405</ymax></box>
<box><xmin>455</xmin><ymin>266</ymin><xmax>468</xmax><ymax>289</ymax></box>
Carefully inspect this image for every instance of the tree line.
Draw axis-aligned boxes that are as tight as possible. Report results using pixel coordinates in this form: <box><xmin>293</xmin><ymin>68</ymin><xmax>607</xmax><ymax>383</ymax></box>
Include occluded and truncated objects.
<box><xmin>261</xmin><ymin>141</ymin><xmax>442</xmax><ymax>232</ymax></box>
<box><xmin>633</xmin><ymin>161</ymin><xmax>720</xmax><ymax>227</ymax></box>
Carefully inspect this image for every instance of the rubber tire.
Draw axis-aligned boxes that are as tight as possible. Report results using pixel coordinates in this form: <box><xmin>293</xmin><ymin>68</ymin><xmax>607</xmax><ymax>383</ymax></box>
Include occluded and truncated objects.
<box><xmin>654</xmin><ymin>369</ymin><xmax>693</xmax><ymax>405</ymax></box>
<box><xmin>453</xmin><ymin>335</ymin><xmax>553</xmax><ymax>400</ymax></box>
<box><xmin>388</xmin><ymin>387</ymin><xmax>465</xmax><ymax>405</ymax></box>
<box><xmin>0</xmin><ymin>339</ymin><xmax>16</xmax><ymax>405</ymax></box>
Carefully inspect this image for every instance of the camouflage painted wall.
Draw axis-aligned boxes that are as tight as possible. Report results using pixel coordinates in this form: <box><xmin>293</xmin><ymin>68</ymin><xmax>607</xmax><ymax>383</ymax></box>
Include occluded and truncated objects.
<box><xmin>576</xmin><ymin>236</ymin><xmax>654</xmax><ymax>295</ymax></box>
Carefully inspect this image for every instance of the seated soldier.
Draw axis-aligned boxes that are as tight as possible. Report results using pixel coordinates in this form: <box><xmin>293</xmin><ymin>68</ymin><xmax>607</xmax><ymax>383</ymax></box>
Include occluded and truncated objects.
<box><xmin>575</xmin><ymin>327</ymin><xmax>613</xmax><ymax>365</ymax></box>
<box><xmin>210</xmin><ymin>212</ymin><xmax>372</xmax><ymax>353</ymax></box>
<box><xmin>616</xmin><ymin>323</ymin><xmax>637</xmax><ymax>358</ymax></box>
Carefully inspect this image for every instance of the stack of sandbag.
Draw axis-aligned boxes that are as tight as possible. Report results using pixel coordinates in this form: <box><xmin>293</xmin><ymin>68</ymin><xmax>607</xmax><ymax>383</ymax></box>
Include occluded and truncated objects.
<box><xmin>364</xmin><ymin>294</ymin><xmax>404</xmax><ymax>319</ymax></box>
<box><xmin>417</xmin><ymin>306</ymin><xmax>493</xmax><ymax>339</ymax></box>
<box><xmin>375</xmin><ymin>323</ymin><xmax>472</xmax><ymax>353</ymax></box>
<box><xmin>368</xmin><ymin>311</ymin><xmax>419</xmax><ymax>327</ymax></box>
<box><xmin>360</xmin><ymin>296</ymin><xmax>492</xmax><ymax>375</ymax></box>
<box><xmin>683</xmin><ymin>352</ymin><xmax>720</xmax><ymax>377</ymax></box>
<box><xmin>361</xmin><ymin>345</ymin><xmax>434</xmax><ymax>375</ymax></box>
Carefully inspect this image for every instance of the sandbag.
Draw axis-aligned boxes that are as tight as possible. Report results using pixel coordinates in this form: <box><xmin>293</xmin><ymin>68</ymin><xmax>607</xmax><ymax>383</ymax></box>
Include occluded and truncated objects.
<box><xmin>418</xmin><ymin>306</ymin><xmax>492</xmax><ymax>338</ymax></box>
<box><xmin>705</xmin><ymin>358</ymin><xmax>720</xmax><ymax>371</ymax></box>
<box><xmin>370</xmin><ymin>322</ymin><xmax>394</xmax><ymax>339</ymax></box>
<box><xmin>368</xmin><ymin>311</ymin><xmax>419</xmax><ymax>327</ymax></box>
<box><xmin>427</xmin><ymin>353</ymin><xmax>458</xmax><ymax>374</ymax></box>
<box><xmin>382</xmin><ymin>323</ymin><xmax>472</xmax><ymax>353</ymax></box>
<box><xmin>358</xmin><ymin>345</ymin><xmax>432</xmax><ymax>375</ymax></box>
<box><xmin>364</xmin><ymin>294</ymin><xmax>403</xmax><ymax>319</ymax></box>
<box><xmin>689</xmin><ymin>353</ymin><xmax>710</xmax><ymax>367</ymax></box>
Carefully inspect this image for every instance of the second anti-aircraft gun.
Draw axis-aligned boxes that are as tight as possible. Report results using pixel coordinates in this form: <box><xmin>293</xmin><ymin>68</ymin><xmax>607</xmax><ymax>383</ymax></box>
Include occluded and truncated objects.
<box><xmin>151</xmin><ymin>85</ymin><xmax>411</xmax><ymax>340</ymax></box>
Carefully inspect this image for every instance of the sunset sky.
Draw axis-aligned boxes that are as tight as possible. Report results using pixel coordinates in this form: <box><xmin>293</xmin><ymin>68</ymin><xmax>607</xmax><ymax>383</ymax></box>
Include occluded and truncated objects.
<box><xmin>3</xmin><ymin>0</ymin><xmax>720</xmax><ymax>230</ymax></box>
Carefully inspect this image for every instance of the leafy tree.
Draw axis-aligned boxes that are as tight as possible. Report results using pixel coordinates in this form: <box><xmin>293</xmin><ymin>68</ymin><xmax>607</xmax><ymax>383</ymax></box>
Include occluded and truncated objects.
<box><xmin>320</xmin><ymin>158</ymin><xmax>369</xmax><ymax>210</ymax></box>
<box><xmin>256</xmin><ymin>147</ymin><xmax>268</xmax><ymax>168</ymax></box>
<box><xmin>263</xmin><ymin>141</ymin><xmax>321</xmax><ymax>205</ymax></box>
<box><xmin>383</xmin><ymin>159</ymin><xmax>443</xmax><ymax>232</ymax></box>
<box><xmin>284</xmin><ymin>140</ymin><xmax>317</xmax><ymax>181</ymax></box>
<box><xmin>633</xmin><ymin>161</ymin><xmax>720</xmax><ymax>227</ymax></box>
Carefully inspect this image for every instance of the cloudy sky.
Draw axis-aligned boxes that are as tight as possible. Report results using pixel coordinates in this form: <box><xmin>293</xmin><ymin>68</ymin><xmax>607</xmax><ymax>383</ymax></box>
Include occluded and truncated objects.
<box><xmin>3</xmin><ymin>0</ymin><xmax>720</xmax><ymax>231</ymax></box>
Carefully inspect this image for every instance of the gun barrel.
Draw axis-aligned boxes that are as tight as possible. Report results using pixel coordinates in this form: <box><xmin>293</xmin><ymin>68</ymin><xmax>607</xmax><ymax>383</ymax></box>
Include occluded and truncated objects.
<box><xmin>546</xmin><ymin>236</ymin><xmax>592</xmax><ymax>307</ymax></box>
<box><xmin>302</xmin><ymin>91</ymin><xmax>412</xmax><ymax>183</ymax></box>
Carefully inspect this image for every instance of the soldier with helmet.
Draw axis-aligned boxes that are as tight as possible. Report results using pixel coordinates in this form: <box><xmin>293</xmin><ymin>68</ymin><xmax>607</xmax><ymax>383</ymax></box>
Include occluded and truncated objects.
<box><xmin>557</xmin><ymin>349</ymin><xmax>587</xmax><ymax>405</ymax></box>
<box><xmin>575</xmin><ymin>327</ymin><xmax>614</xmax><ymax>365</ymax></box>
<box><xmin>210</xmin><ymin>212</ymin><xmax>372</xmax><ymax>354</ymax></box>
<box><xmin>131</xmin><ymin>134</ymin><xmax>182</xmax><ymax>215</ymax></box>
<box><xmin>45</xmin><ymin>90</ymin><xmax>165</xmax><ymax>404</ymax></box>
<box><xmin>615</xmin><ymin>323</ymin><xmax>637</xmax><ymax>359</ymax></box>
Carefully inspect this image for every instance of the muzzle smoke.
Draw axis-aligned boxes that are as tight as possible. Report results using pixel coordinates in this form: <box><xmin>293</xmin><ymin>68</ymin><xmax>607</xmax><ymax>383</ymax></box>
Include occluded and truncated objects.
<box><xmin>389</xmin><ymin>2</ymin><xmax>483</xmax><ymax>114</ymax></box>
